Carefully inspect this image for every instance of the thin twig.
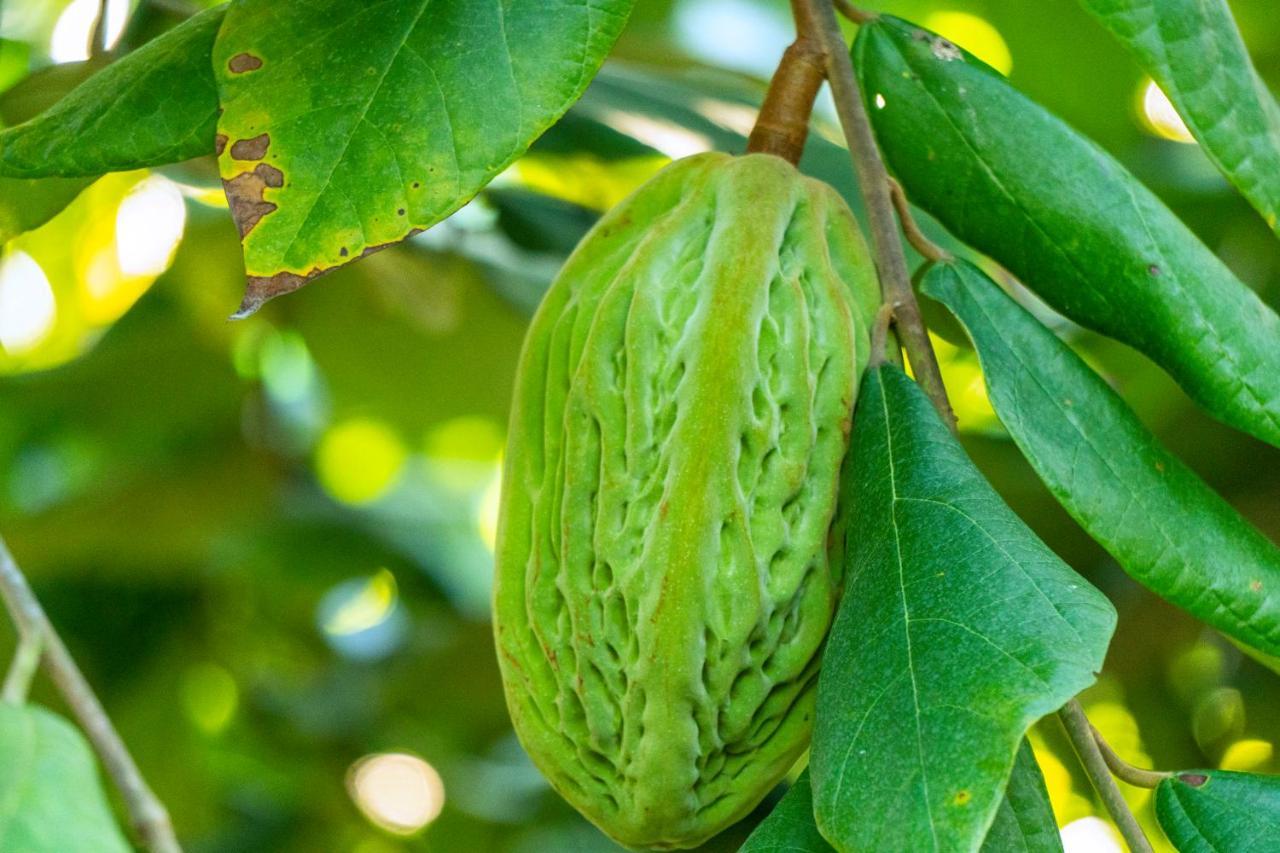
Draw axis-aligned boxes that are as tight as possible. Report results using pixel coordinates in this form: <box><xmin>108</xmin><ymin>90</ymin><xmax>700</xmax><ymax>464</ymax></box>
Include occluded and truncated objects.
<box><xmin>833</xmin><ymin>0</ymin><xmax>876</xmax><ymax>25</ymax></box>
<box><xmin>1090</xmin><ymin>722</ymin><xmax>1171</xmax><ymax>789</ymax></box>
<box><xmin>889</xmin><ymin>178</ymin><xmax>950</xmax><ymax>263</ymax></box>
<box><xmin>745</xmin><ymin>2</ymin><xmax>827</xmax><ymax>164</ymax></box>
<box><xmin>2</xmin><ymin>629</ymin><xmax>42</xmax><ymax>705</ymax></box>
<box><xmin>801</xmin><ymin>0</ymin><xmax>957</xmax><ymax>430</ymax></box>
<box><xmin>0</xmin><ymin>536</ymin><xmax>182</xmax><ymax>853</ymax></box>
<box><xmin>869</xmin><ymin>302</ymin><xmax>902</xmax><ymax>368</ymax></box>
<box><xmin>1059</xmin><ymin>700</ymin><xmax>1154</xmax><ymax>853</ymax></box>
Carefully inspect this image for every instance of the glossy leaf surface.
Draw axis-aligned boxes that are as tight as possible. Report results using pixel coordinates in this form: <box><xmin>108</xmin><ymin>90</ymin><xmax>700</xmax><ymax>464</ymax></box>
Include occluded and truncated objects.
<box><xmin>0</xmin><ymin>703</ymin><xmax>130</xmax><ymax>852</ymax></box>
<box><xmin>0</xmin><ymin>176</ymin><xmax>91</xmax><ymax>243</ymax></box>
<box><xmin>810</xmin><ymin>365</ymin><xmax>1114</xmax><ymax>852</ymax></box>
<box><xmin>740</xmin><ymin>771</ymin><xmax>834</xmax><ymax>853</ymax></box>
<box><xmin>0</xmin><ymin>5</ymin><xmax>224</xmax><ymax>178</ymax></box>
<box><xmin>854</xmin><ymin>15</ymin><xmax>1280</xmax><ymax>448</ymax></box>
<box><xmin>212</xmin><ymin>0</ymin><xmax>634</xmax><ymax>314</ymax></box>
<box><xmin>980</xmin><ymin>740</ymin><xmax>1063</xmax><ymax>853</ymax></box>
<box><xmin>1155</xmin><ymin>769</ymin><xmax>1280</xmax><ymax>851</ymax></box>
<box><xmin>1079</xmin><ymin>0</ymin><xmax>1280</xmax><ymax>235</ymax></box>
<box><xmin>924</xmin><ymin>260</ymin><xmax>1280</xmax><ymax>658</ymax></box>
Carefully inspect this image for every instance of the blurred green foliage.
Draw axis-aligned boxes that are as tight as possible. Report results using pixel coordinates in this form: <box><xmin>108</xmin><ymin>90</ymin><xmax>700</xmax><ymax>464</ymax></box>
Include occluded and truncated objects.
<box><xmin>1</xmin><ymin>0</ymin><xmax>1279</xmax><ymax>850</ymax></box>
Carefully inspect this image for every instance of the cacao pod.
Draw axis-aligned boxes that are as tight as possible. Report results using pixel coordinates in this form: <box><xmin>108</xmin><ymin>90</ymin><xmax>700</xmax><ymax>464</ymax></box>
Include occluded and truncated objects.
<box><xmin>493</xmin><ymin>152</ymin><xmax>879</xmax><ymax>849</ymax></box>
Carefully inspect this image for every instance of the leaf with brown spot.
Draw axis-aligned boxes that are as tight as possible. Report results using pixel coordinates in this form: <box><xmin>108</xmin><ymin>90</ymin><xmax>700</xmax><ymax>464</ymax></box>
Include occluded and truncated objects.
<box><xmin>212</xmin><ymin>0</ymin><xmax>636</xmax><ymax>315</ymax></box>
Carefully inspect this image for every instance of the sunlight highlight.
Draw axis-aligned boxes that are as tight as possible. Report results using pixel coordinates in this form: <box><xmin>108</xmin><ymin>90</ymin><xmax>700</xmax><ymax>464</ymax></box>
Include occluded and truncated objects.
<box><xmin>117</xmin><ymin>174</ymin><xmax>187</xmax><ymax>276</ymax></box>
<box><xmin>323</xmin><ymin>569</ymin><xmax>399</xmax><ymax>637</ymax></box>
<box><xmin>595</xmin><ymin>108</ymin><xmax>713</xmax><ymax>159</ymax></box>
<box><xmin>0</xmin><ymin>251</ymin><xmax>56</xmax><ymax>354</ymax></box>
<box><xmin>477</xmin><ymin>464</ymin><xmax>502</xmax><ymax>553</ymax></box>
<box><xmin>349</xmin><ymin>753</ymin><xmax>446</xmax><ymax>835</ymax></box>
<box><xmin>316</xmin><ymin>418</ymin><xmax>408</xmax><ymax>505</ymax></box>
<box><xmin>1060</xmin><ymin>816</ymin><xmax>1123</xmax><ymax>852</ymax></box>
<box><xmin>922</xmin><ymin>11</ymin><xmax>1013</xmax><ymax>75</ymax></box>
<box><xmin>181</xmin><ymin>663</ymin><xmax>239</xmax><ymax>735</ymax></box>
<box><xmin>1139</xmin><ymin>79</ymin><xmax>1195</xmax><ymax>144</ymax></box>
<box><xmin>50</xmin><ymin>0</ymin><xmax>129</xmax><ymax>63</ymax></box>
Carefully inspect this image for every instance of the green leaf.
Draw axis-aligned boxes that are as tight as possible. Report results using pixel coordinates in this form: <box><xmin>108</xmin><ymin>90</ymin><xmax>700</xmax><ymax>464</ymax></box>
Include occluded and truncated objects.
<box><xmin>741</xmin><ymin>771</ymin><xmax>835</xmax><ymax>853</ymax></box>
<box><xmin>212</xmin><ymin>0</ymin><xmax>635</xmax><ymax>316</ymax></box>
<box><xmin>923</xmin><ymin>259</ymin><xmax>1280</xmax><ymax>658</ymax></box>
<box><xmin>853</xmin><ymin>16</ymin><xmax>1280</xmax><ymax>449</ymax></box>
<box><xmin>0</xmin><ymin>5</ymin><xmax>224</xmax><ymax>179</ymax></box>
<box><xmin>0</xmin><ymin>176</ymin><xmax>93</xmax><ymax>244</ymax></box>
<box><xmin>0</xmin><ymin>703</ymin><xmax>131</xmax><ymax>852</ymax></box>
<box><xmin>1155</xmin><ymin>769</ymin><xmax>1280</xmax><ymax>851</ymax></box>
<box><xmin>1078</xmin><ymin>0</ymin><xmax>1280</xmax><ymax>235</ymax></box>
<box><xmin>980</xmin><ymin>741</ymin><xmax>1063</xmax><ymax>853</ymax></box>
<box><xmin>810</xmin><ymin>365</ymin><xmax>1115</xmax><ymax>852</ymax></box>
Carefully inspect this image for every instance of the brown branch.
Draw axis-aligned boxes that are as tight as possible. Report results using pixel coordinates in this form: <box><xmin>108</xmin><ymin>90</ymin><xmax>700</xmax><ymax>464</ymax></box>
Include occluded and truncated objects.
<box><xmin>889</xmin><ymin>178</ymin><xmax>950</xmax><ymax>263</ymax></box>
<box><xmin>1059</xmin><ymin>700</ymin><xmax>1154</xmax><ymax>853</ymax></box>
<box><xmin>800</xmin><ymin>0</ymin><xmax>957</xmax><ymax>430</ymax></box>
<box><xmin>745</xmin><ymin>2</ymin><xmax>827</xmax><ymax>164</ymax></box>
<box><xmin>833</xmin><ymin>0</ymin><xmax>876</xmax><ymax>25</ymax></box>
<box><xmin>869</xmin><ymin>302</ymin><xmax>902</xmax><ymax>368</ymax></box>
<box><xmin>0</xmin><ymin>536</ymin><xmax>182</xmax><ymax>853</ymax></box>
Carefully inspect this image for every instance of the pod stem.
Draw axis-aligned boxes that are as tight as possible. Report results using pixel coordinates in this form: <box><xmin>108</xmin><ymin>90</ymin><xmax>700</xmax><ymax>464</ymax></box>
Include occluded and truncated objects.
<box><xmin>1059</xmin><ymin>699</ymin><xmax>1155</xmax><ymax>853</ymax></box>
<box><xmin>798</xmin><ymin>0</ymin><xmax>956</xmax><ymax>429</ymax></box>
<box><xmin>1089</xmin><ymin>719</ymin><xmax>1172</xmax><ymax>789</ymax></box>
<box><xmin>0</xmin><ymin>535</ymin><xmax>182</xmax><ymax>853</ymax></box>
<box><xmin>889</xmin><ymin>177</ymin><xmax>951</xmax><ymax>263</ymax></box>
<box><xmin>746</xmin><ymin>2</ymin><xmax>827</xmax><ymax>164</ymax></box>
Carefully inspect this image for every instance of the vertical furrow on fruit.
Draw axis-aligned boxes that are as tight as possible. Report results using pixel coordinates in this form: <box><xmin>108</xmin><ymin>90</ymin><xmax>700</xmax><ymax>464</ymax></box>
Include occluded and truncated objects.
<box><xmin>495</xmin><ymin>153</ymin><xmax>876</xmax><ymax>849</ymax></box>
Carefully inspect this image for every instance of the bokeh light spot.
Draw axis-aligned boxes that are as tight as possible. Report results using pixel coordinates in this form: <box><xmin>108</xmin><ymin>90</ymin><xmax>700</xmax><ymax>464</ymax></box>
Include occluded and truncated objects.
<box><xmin>323</xmin><ymin>569</ymin><xmax>398</xmax><ymax>637</ymax></box>
<box><xmin>348</xmin><ymin>753</ymin><xmax>445</xmax><ymax>835</ymax></box>
<box><xmin>50</xmin><ymin>0</ymin><xmax>128</xmax><ymax>63</ymax></box>
<box><xmin>1139</xmin><ymin>79</ymin><xmax>1195</xmax><ymax>144</ymax></box>
<box><xmin>1060</xmin><ymin>816</ymin><xmax>1122</xmax><ymax>852</ymax></box>
<box><xmin>181</xmin><ymin>663</ymin><xmax>239</xmax><ymax>735</ymax></box>
<box><xmin>594</xmin><ymin>108</ymin><xmax>713</xmax><ymax>159</ymax></box>
<box><xmin>1219</xmin><ymin>738</ymin><xmax>1273</xmax><ymax>772</ymax></box>
<box><xmin>0</xmin><ymin>251</ymin><xmax>56</xmax><ymax>354</ymax></box>
<box><xmin>117</xmin><ymin>174</ymin><xmax>187</xmax><ymax>276</ymax></box>
<box><xmin>922</xmin><ymin>11</ymin><xmax>1013</xmax><ymax>75</ymax></box>
<box><xmin>316</xmin><ymin>418</ymin><xmax>408</xmax><ymax>505</ymax></box>
<box><xmin>477</xmin><ymin>464</ymin><xmax>502</xmax><ymax>553</ymax></box>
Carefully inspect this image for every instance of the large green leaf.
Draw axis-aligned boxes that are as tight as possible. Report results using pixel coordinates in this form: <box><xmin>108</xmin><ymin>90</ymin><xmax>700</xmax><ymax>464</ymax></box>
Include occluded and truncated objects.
<box><xmin>810</xmin><ymin>365</ymin><xmax>1115</xmax><ymax>852</ymax></box>
<box><xmin>980</xmin><ymin>741</ymin><xmax>1063</xmax><ymax>853</ymax></box>
<box><xmin>1078</xmin><ymin>0</ymin><xmax>1280</xmax><ymax>235</ymax></box>
<box><xmin>923</xmin><ymin>259</ymin><xmax>1280</xmax><ymax>658</ymax></box>
<box><xmin>853</xmin><ymin>15</ymin><xmax>1280</xmax><ymax>449</ymax></box>
<box><xmin>1155</xmin><ymin>769</ymin><xmax>1280</xmax><ymax>851</ymax></box>
<box><xmin>0</xmin><ymin>5</ymin><xmax>224</xmax><ymax>178</ymax></box>
<box><xmin>212</xmin><ymin>0</ymin><xmax>635</xmax><ymax>316</ymax></box>
<box><xmin>0</xmin><ymin>176</ymin><xmax>92</xmax><ymax>243</ymax></box>
<box><xmin>741</xmin><ymin>771</ymin><xmax>834</xmax><ymax>853</ymax></box>
<box><xmin>0</xmin><ymin>703</ymin><xmax>131</xmax><ymax>852</ymax></box>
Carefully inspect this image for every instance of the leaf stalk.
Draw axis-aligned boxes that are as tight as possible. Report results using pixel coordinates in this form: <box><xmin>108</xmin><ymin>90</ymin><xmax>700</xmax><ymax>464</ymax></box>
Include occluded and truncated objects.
<box><xmin>1059</xmin><ymin>699</ymin><xmax>1154</xmax><ymax>853</ymax></box>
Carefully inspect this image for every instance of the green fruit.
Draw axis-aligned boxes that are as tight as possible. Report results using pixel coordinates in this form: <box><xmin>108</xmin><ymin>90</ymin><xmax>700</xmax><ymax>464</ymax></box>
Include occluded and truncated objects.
<box><xmin>493</xmin><ymin>152</ymin><xmax>879</xmax><ymax>849</ymax></box>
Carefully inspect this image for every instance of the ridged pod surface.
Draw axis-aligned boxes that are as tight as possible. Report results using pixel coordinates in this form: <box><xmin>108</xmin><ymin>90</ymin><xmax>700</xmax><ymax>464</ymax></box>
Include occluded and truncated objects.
<box><xmin>493</xmin><ymin>152</ymin><xmax>879</xmax><ymax>849</ymax></box>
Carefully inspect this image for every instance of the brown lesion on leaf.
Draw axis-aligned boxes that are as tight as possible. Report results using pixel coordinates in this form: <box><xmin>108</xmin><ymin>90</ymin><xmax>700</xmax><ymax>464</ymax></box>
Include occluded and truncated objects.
<box><xmin>223</xmin><ymin>162</ymin><xmax>285</xmax><ymax>239</ymax></box>
<box><xmin>230</xmin><ymin>133</ymin><xmax>271</xmax><ymax>161</ymax></box>
<box><xmin>228</xmin><ymin>53</ymin><xmax>263</xmax><ymax>73</ymax></box>
<box><xmin>1177</xmin><ymin>773</ymin><xmax>1208</xmax><ymax>787</ymax></box>
<box><xmin>215</xmin><ymin>134</ymin><xmax>229</xmax><ymax>156</ymax></box>
<box><xmin>231</xmin><ymin>228</ymin><xmax>424</xmax><ymax>319</ymax></box>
